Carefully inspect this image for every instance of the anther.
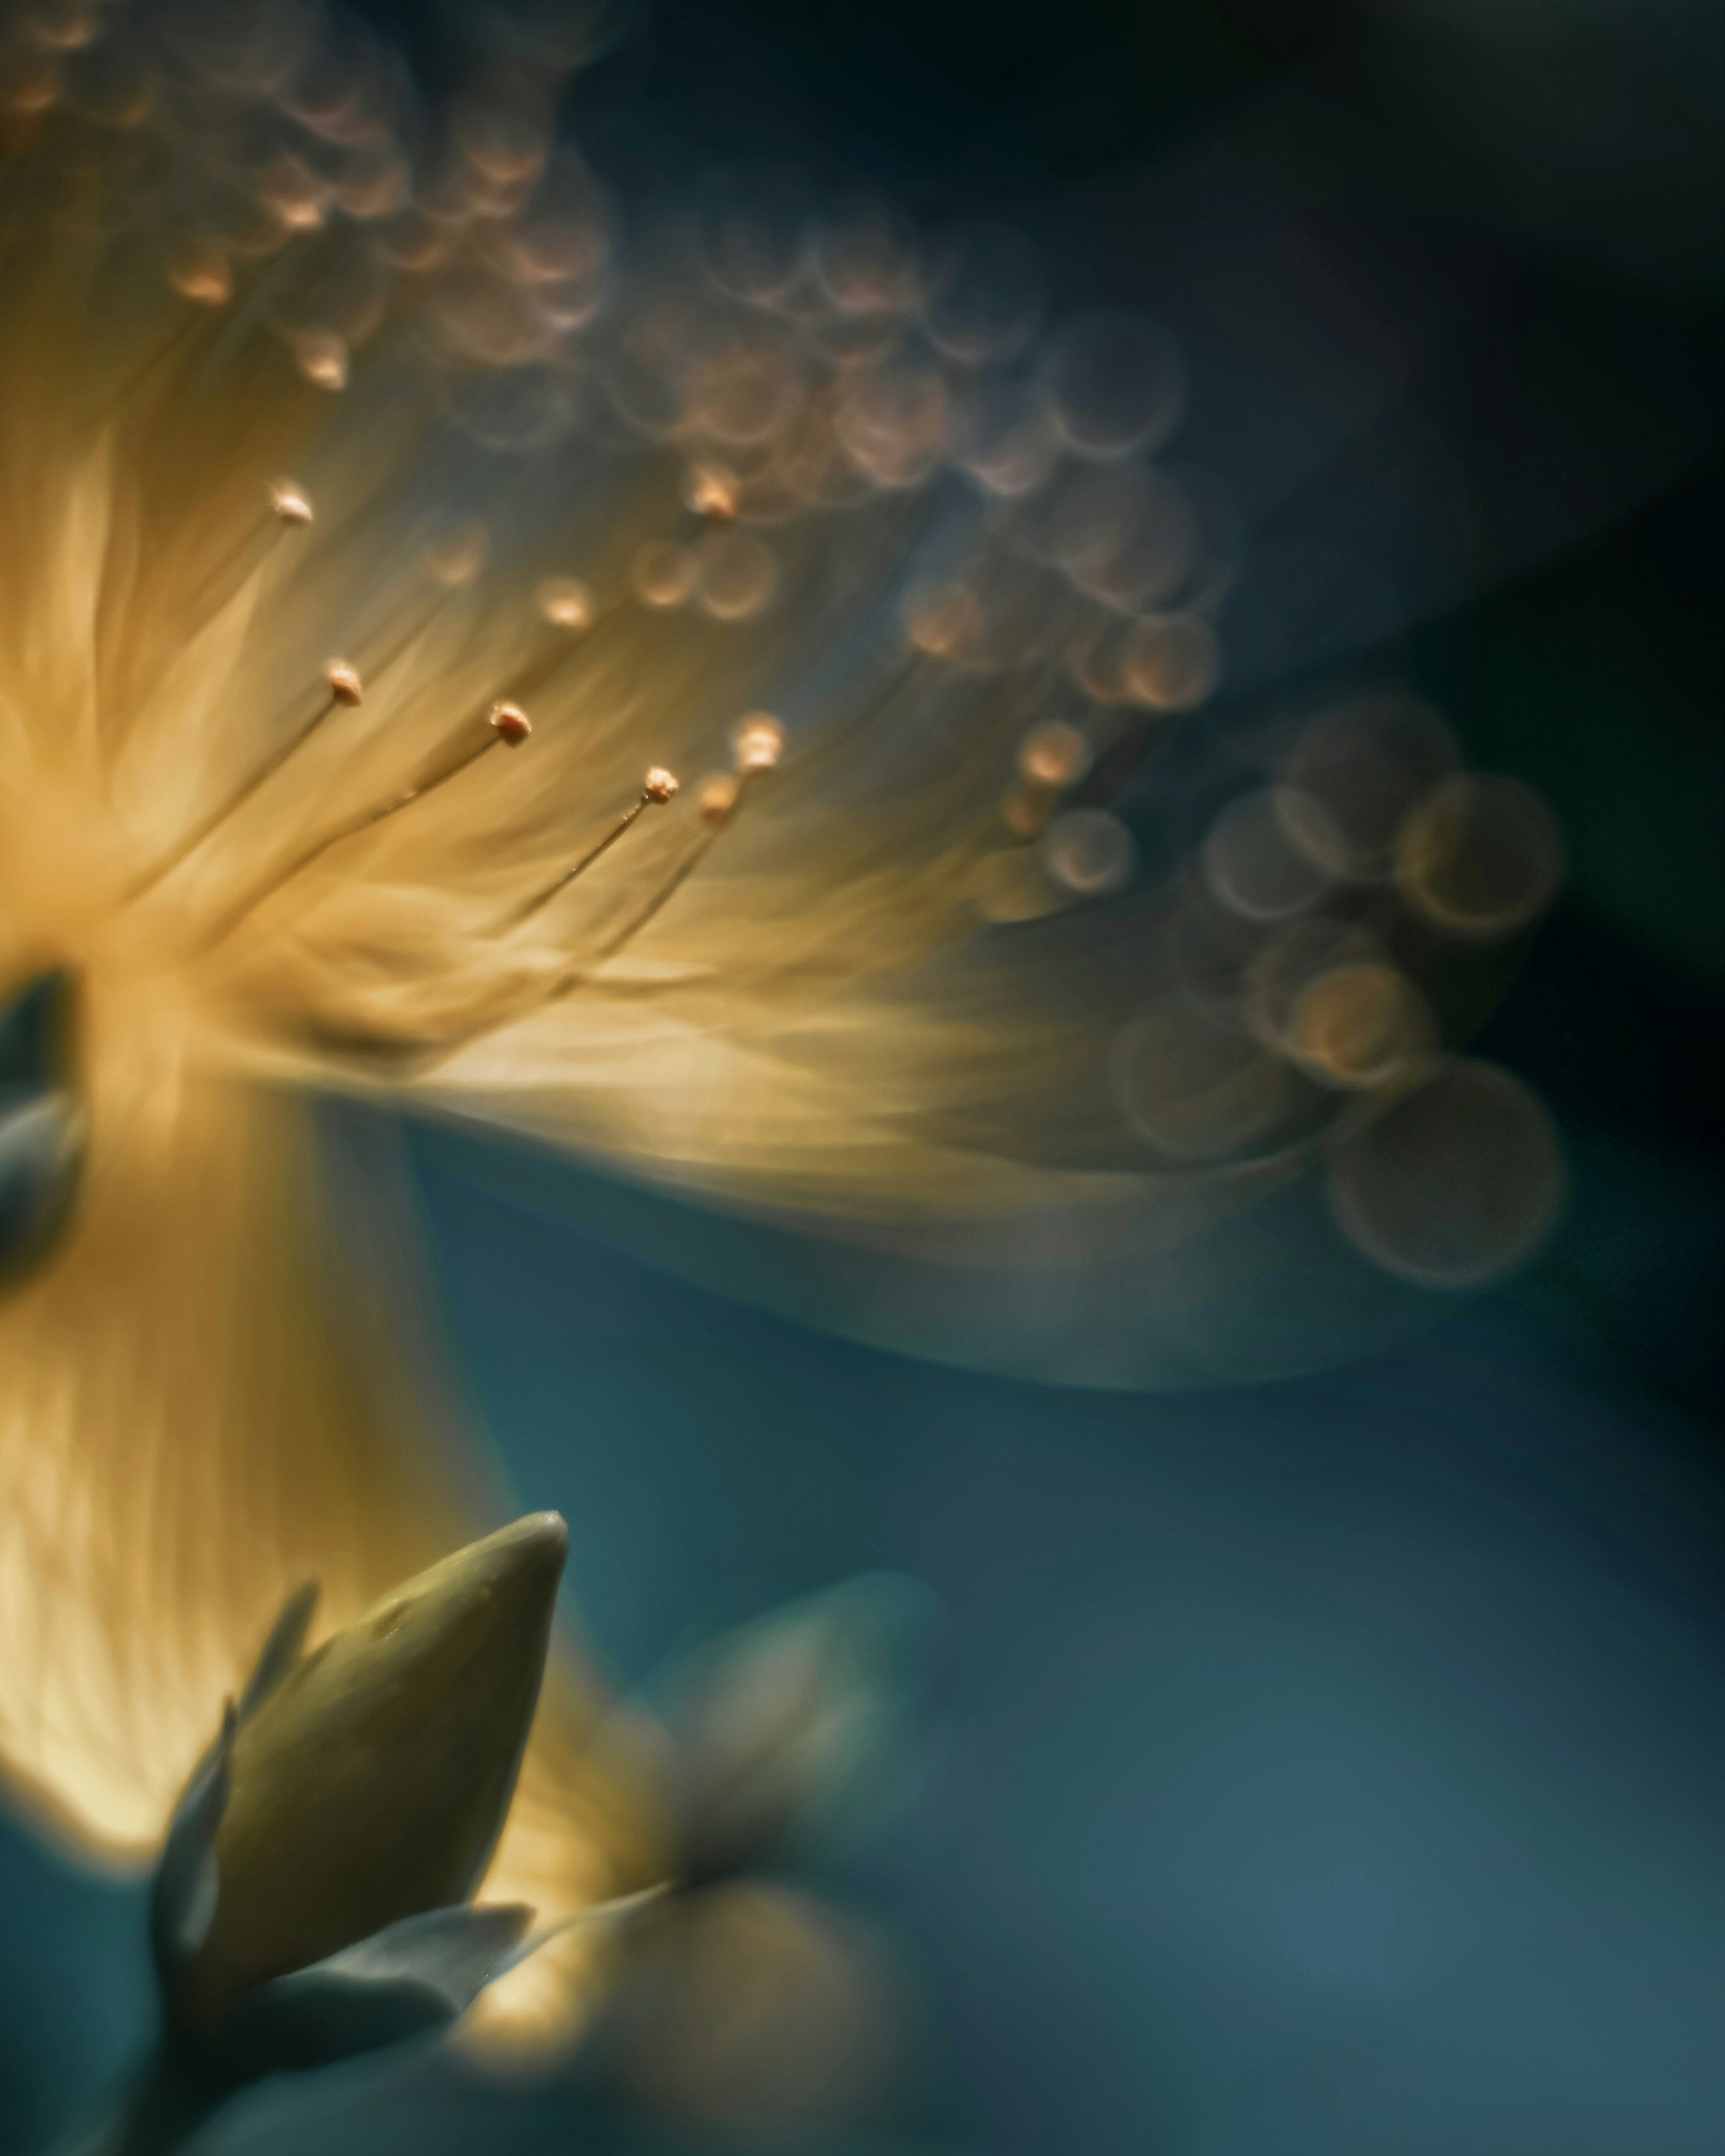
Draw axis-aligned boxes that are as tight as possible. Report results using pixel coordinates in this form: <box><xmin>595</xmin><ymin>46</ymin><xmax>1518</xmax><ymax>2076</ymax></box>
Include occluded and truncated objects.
<box><xmin>491</xmin><ymin>766</ymin><xmax>681</xmax><ymax>934</ymax></box>
<box><xmin>1017</xmin><ymin>720</ymin><xmax>1092</xmax><ymax>790</ymax></box>
<box><xmin>729</xmin><ymin>713</ymin><xmax>783</xmax><ymax>773</ymax></box>
<box><xmin>550</xmin><ymin>742</ymin><xmax>773</xmax><ymax>986</ymax></box>
<box><xmin>293</xmin><ymin>331</ymin><xmax>349</xmax><ymax>392</ymax></box>
<box><xmin>324</xmin><ymin>658</ymin><xmax>363</xmax><ymax>707</ymax></box>
<box><xmin>536</xmin><ymin>576</ymin><xmax>593</xmax><ymax>631</ymax></box>
<box><xmin>127</xmin><ymin>665</ymin><xmax>360</xmax><ymax>899</ymax></box>
<box><xmin>271</xmin><ymin>481</ymin><xmax>314</xmax><ymax>527</ymax></box>
<box><xmin>168</xmin><ymin>242</ymin><xmax>232</xmax><ymax>308</ymax></box>
<box><xmin>202</xmin><ymin>711</ymin><xmax>520</xmax><ymax>950</ymax></box>
<box><xmin>682</xmin><ymin>461</ymin><xmax>739</xmax><ymax>520</ymax></box>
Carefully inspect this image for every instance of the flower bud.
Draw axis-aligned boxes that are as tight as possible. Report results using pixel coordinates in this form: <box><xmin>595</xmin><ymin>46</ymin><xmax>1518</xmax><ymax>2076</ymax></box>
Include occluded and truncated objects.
<box><xmin>177</xmin><ymin>1511</ymin><xmax>568</xmax><ymax>2029</ymax></box>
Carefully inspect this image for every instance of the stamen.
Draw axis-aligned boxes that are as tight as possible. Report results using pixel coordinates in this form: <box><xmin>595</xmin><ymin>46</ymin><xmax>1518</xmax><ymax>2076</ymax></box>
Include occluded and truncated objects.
<box><xmin>324</xmin><ymin>658</ymin><xmax>364</xmax><ymax>707</ymax></box>
<box><xmin>168</xmin><ymin>242</ymin><xmax>233</xmax><ymax>308</ymax></box>
<box><xmin>729</xmin><ymin>712</ymin><xmax>784</xmax><ymax>772</ymax></box>
<box><xmin>1017</xmin><ymin>720</ymin><xmax>1091</xmax><ymax>789</ymax></box>
<box><xmin>293</xmin><ymin>331</ymin><xmax>350</xmax><ymax>392</ymax></box>
<box><xmin>682</xmin><ymin>460</ymin><xmax>739</xmax><ymax>520</ymax></box>
<box><xmin>490</xmin><ymin>767</ymin><xmax>679</xmax><ymax>935</ymax></box>
<box><xmin>547</xmin><ymin>831</ymin><xmax>719</xmax><ymax>1001</ymax></box>
<box><xmin>540</xmin><ymin>754</ymin><xmax>768</xmax><ymax>1003</ymax></box>
<box><xmin>542</xmin><ymin>725</ymin><xmax>780</xmax><ymax>989</ymax></box>
<box><xmin>536</xmin><ymin>576</ymin><xmax>593</xmax><ymax>631</ymax></box>
<box><xmin>109</xmin><ymin>305</ymin><xmax>213</xmax><ymax>414</ymax></box>
<box><xmin>181</xmin><ymin>478</ymin><xmax>324</xmax><ymax>627</ymax></box>
<box><xmin>1004</xmin><ymin>723</ymin><xmax>1092</xmax><ymax>840</ymax></box>
<box><xmin>200</xmin><ymin>702</ymin><xmax>527</xmax><ymax>950</ymax></box>
<box><xmin>412</xmin><ymin>738</ymin><xmax>775</xmax><ymax>1073</ymax></box>
<box><xmin>126</xmin><ymin>661</ymin><xmax>364</xmax><ymax>900</ymax></box>
<box><xmin>270</xmin><ymin>480</ymin><xmax>315</xmax><ymax>527</ymax></box>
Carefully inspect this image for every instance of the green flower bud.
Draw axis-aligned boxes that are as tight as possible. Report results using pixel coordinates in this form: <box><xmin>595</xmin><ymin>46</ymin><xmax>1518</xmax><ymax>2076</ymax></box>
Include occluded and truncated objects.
<box><xmin>176</xmin><ymin>1511</ymin><xmax>569</xmax><ymax>2031</ymax></box>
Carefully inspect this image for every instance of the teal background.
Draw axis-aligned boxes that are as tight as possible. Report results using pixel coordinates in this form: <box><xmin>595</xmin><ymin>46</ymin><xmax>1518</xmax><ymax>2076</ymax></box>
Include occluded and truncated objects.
<box><xmin>3</xmin><ymin>1</ymin><xmax>1721</xmax><ymax>2150</ymax></box>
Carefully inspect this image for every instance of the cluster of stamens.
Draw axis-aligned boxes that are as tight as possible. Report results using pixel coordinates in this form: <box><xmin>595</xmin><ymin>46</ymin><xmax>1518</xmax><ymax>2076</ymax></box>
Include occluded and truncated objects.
<box><xmin>135</xmin><ymin>482</ymin><xmax>788</xmax><ymax>1072</ymax></box>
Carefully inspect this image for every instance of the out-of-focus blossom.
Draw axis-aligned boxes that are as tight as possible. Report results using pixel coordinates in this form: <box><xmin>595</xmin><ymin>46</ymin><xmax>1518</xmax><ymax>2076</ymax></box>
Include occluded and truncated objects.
<box><xmin>578</xmin><ymin>1576</ymin><xmax>928</xmax><ymax>2136</ymax></box>
<box><xmin>0</xmin><ymin>0</ymin><xmax>1565</xmax><ymax>2063</ymax></box>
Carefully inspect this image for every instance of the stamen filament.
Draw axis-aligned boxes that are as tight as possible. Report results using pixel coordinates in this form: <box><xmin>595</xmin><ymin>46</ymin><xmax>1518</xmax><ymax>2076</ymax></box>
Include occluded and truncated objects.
<box><xmin>545</xmin><ymin>826</ymin><xmax>720</xmax><ymax>1005</ymax></box>
<box><xmin>491</xmin><ymin>768</ymin><xmax>679</xmax><ymax>935</ymax></box>
<box><xmin>200</xmin><ymin>718</ymin><xmax>517</xmax><ymax>951</ymax></box>
<box><xmin>408</xmin><ymin>767</ymin><xmax>763</xmax><ymax>1075</ymax></box>
<box><xmin>126</xmin><ymin>666</ymin><xmax>361</xmax><ymax>901</ymax></box>
<box><xmin>538</xmin><ymin>765</ymin><xmax>759</xmax><ymax>1007</ymax></box>
<box><xmin>109</xmin><ymin>305</ymin><xmax>208</xmax><ymax>411</ymax></box>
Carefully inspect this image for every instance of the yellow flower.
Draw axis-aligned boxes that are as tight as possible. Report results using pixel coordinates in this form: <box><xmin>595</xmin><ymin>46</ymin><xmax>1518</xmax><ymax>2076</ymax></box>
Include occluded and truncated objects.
<box><xmin>0</xmin><ymin>2</ymin><xmax>1114</xmax><ymax>2060</ymax></box>
<box><xmin>0</xmin><ymin>0</ymin><xmax>1564</xmax><ymax>2066</ymax></box>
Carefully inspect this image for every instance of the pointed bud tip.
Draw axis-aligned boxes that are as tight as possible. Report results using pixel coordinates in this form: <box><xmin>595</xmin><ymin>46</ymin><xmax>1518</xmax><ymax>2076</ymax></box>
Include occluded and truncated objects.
<box><xmin>469</xmin><ymin>1509</ymin><xmax>569</xmax><ymax>1584</ymax></box>
<box><xmin>515</xmin><ymin>1510</ymin><xmax>569</xmax><ymax>1565</ymax></box>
